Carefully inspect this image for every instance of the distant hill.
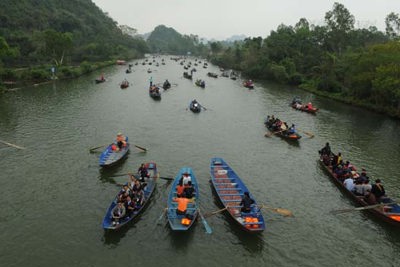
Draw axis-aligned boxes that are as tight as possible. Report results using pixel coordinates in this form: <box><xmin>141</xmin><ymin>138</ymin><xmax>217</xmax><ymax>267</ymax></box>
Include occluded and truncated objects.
<box><xmin>0</xmin><ymin>0</ymin><xmax>148</xmax><ymax>66</ymax></box>
<box><xmin>147</xmin><ymin>25</ymin><xmax>208</xmax><ymax>56</ymax></box>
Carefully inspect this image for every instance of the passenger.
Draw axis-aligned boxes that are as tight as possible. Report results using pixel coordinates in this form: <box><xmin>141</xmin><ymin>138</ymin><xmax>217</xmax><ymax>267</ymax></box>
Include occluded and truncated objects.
<box><xmin>343</xmin><ymin>176</ymin><xmax>355</xmax><ymax>191</ymax></box>
<box><xmin>117</xmin><ymin>185</ymin><xmax>130</xmax><ymax>202</ymax></box>
<box><xmin>125</xmin><ymin>196</ymin><xmax>136</xmax><ymax>216</ymax></box>
<box><xmin>112</xmin><ymin>202</ymin><xmax>126</xmax><ymax>225</ymax></box>
<box><xmin>362</xmin><ymin>179</ymin><xmax>372</xmax><ymax>196</ymax></box>
<box><xmin>100</xmin><ymin>73</ymin><xmax>105</xmax><ymax>81</ymax></box>
<box><xmin>364</xmin><ymin>189</ymin><xmax>378</xmax><ymax>205</ymax></box>
<box><xmin>182</xmin><ymin>172</ymin><xmax>192</xmax><ymax>185</ymax></box>
<box><xmin>131</xmin><ymin>179</ymin><xmax>143</xmax><ymax>193</ymax></box>
<box><xmin>173</xmin><ymin>197</ymin><xmax>192</xmax><ymax>215</ymax></box>
<box><xmin>353</xmin><ymin>180</ymin><xmax>364</xmax><ymax>196</ymax></box>
<box><xmin>319</xmin><ymin>142</ymin><xmax>332</xmax><ymax>157</ymax></box>
<box><xmin>176</xmin><ymin>180</ymin><xmax>184</xmax><ymax>198</ymax></box>
<box><xmin>128</xmin><ymin>173</ymin><xmax>137</xmax><ymax>190</ymax></box>
<box><xmin>138</xmin><ymin>163</ymin><xmax>149</xmax><ymax>182</ymax></box>
<box><xmin>287</xmin><ymin>124</ymin><xmax>296</xmax><ymax>134</ymax></box>
<box><xmin>240</xmin><ymin>192</ymin><xmax>255</xmax><ymax>213</ymax></box>
<box><xmin>183</xmin><ymin>181</ymin><xmax>195</xmax><ymax>199</ymax></box>
<box><xmin>357</xmin><ymin>169</ymin><xmax>369</xmax><ymax>183</ymax></box>
<box><xmin>371</xmin><ymin>179</ymin><xmax>386</xmax><ymax>202</ymax></box>
<box><xmin>116</xmin><ymin>133</ymin><xmax>127</xmax><ymax>150</ymax></box>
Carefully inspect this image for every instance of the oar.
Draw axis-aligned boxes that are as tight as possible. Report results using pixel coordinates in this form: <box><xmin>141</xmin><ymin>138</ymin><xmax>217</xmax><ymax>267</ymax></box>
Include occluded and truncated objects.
<box><xmin>204</xmin><ymin>207</ymin><xmax>229</xmax><ymax>218</ymax></box>
<box><xmin>259</xmin><ymin>204</ymin><xmax>293</xmax><ymax>217</ymax></box>
<box><xmin>330</xmin><ymin>202</ymin><xmax>397</xmax><ymax>214</ymax></box>
<box><xmin>157</xmin><ymin>208</ymin><xmax>167</xmax><ymax>225</ymax></box>
<box><xmin>200</xmin><ymin>105</ymin><xmax>207</xmax><ymax>111</ymax></box>
<box><xmin>159</xmin><ymin>176</ymin><xmax>174</xmax><ymax>181</ymax></box>
<box><xmin>198</xmin><ymin>209</ymin><xmax>212</xmax><ymax>234</ymax></box>
<box><xmin>298</xmin><ymin>129</ymin><xmax>314</xmax><ymax>138</ymax></box>
<box><xmin>134</xmin><ymin>144</ymin><xmax>147</xmax><ymax>152</ymax></box>
<box><xmin>89</xmin><ymin>144</ymin><xmax>109</xmax><ymax>152</ymax></box>
<box><xmin>0</xmin><ymin>139</ymin><xmax>25</xmax><ymax>150</ymax></box>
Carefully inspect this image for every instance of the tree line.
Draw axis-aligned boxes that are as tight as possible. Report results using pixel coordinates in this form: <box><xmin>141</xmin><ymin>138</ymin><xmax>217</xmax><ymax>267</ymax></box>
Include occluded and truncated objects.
<box><xmin>209</xmin><ymin>2</ymin><xmax>400</xmax><ymax>117</ymax></box>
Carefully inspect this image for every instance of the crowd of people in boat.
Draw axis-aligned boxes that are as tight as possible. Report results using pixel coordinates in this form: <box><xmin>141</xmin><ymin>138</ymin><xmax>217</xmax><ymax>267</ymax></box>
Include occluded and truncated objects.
<box><xmin>319</xmin><ymin>143</ymin><xmax>386</xmax><ymax>205</ymax></box>
<box><xmin>264</xmin><ymin>115</ymin><xmax>297</xmax><ymax>135</ymax></box>
<box><xmin>111</xmin><ymin>164</ymin><xmax>151</xmax><ymax>225</ymax></box>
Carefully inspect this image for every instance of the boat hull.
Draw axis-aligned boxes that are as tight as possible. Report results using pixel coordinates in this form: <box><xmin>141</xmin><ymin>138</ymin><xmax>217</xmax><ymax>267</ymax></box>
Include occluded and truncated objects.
<box><xmin>102</xmin><ymin>162</ymin><xmax>158</xmax><ymax>230</ymax></box>
<box><xmin>209</xmin><ymin>158</ymin><xmax>265</xmax><ymax>232</ymax></box>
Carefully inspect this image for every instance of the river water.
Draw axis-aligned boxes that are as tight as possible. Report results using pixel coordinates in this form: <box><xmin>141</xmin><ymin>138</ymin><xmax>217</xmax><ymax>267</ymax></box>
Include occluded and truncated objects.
<box><xmin>1</xmin><ymin>56</ymin><xmax>400</xmax><ymax>267</ymax></box>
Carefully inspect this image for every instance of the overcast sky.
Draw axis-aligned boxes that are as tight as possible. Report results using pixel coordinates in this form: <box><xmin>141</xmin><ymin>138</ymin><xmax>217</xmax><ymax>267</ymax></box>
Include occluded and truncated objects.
<box><xmin>91</xmin><ymin>0</ymin><xmax>399</xmax><ymax>40</ymax></box>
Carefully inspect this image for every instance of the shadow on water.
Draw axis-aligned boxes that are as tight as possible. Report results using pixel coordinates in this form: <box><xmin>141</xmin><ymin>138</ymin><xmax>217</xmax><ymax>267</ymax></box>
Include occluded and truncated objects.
<box><xmin>167</xmin><ymin>226</ymin><xmax>195</xmax><ymax>251</ymax></box>
<box><xmin>102</xmin><ymin>225</ymin><xmax>132</xmax><ymax>246</ymax></box>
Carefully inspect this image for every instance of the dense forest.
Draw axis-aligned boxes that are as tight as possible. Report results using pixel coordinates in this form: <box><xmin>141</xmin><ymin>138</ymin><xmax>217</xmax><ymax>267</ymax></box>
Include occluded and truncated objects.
<box><xmin>0</xmin><ymin>0</ymin><xmax>148</xmax><ymax>84</ymax></box>
<box><xmin>147</xmin><ymin>25</ymin><xmax>208</xmax><ymax>56</ymax></box>
<box><xmin>210</xmin><ymin>2</ymin><xmax>400</xmax><ymax>117</ymax></box>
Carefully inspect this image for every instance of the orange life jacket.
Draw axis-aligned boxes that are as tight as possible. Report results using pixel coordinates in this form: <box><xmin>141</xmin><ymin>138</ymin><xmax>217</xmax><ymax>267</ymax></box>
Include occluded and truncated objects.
<box><xmin>176</xmin><ymin>185</ymin><xmax>184</xmax><ymax>196</ymax></box>
<box><xmin>181</xmin><ymin>218</ymin><xmax>191</xmax><ymax>225</ymax></box>
<box><xmin>176</xmin><ymin>197</ymin><xmax>189</xmax><ymax>213</ymax></box>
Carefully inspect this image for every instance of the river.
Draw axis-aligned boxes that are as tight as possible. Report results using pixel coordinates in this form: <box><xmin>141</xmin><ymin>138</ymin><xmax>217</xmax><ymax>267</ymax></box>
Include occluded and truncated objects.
<box><xmin>0</xmin><ymin>56</ymin><xmax>400</xmax><ymax>267</ymax></box>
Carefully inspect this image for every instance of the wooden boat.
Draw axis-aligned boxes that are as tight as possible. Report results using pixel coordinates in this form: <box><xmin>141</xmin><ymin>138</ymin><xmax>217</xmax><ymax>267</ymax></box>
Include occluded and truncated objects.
<box><xmin>95</xmin><ymin>78</ymin><xmax>106</xmax><ymax>84</ymax></box>
<box><xmin>264</xmin><ymin>119</ymin><xmax>301</xmax><ymax>141</ymax></box>
<box><xmin>99</xmin><ymin>137</ymin><xmax>130</xmax><ymax>167</ymax></box>
<box><xmin>291</xmin><ymin>98</ymin><xmax>318</xmax><ymax>114</ymax></box>
<box><xmin>183</xmin><ymin>72</ymin><xmax>192</xmax><ymax>80</ymax></box>
<box><xmin>102</xmin><ymin>162</ymin><xmax>158</xmax><ymax>230</ymax></box>
<box><xmin>189</xmin><ymin>101</ymin><xmax>201</xmax><ymax>113</ymax></box>
<box><xmin>209</xmin><ymin>158</ymin><xmax>265</xmax><ymax>232</ymax></box>
<box><xmin>243</xmin><ymin>80</ymin><xmax>254</xmax><ymax>89</ymax></box>
<box><xmin>207</xmin><ymin>72</ymin><xmax>218</xmax><ymax>78</ymax></box>
<box><xmin>319</xmin><ymin>154</ymin><xmax>400</xmax><ymax>226</ymax></box>
<box><xmin>167</xmin><ymin>167</ymin><xmax>199</xmax><ymax>231</ymax></box>
<box><xmin>195</xmin><ymin>79</ymin><xmax>205</xmax><ymax>88</ymax></box>
<box><xmin>162</xmin><ymin>81</ymin><xmax>171</xmax><ymax>90</ymax></box>
<box><xmin>149</xmin><ymin>86</ymin><xmax>161</xmax><ymax>100</ymax></box>
<box><xmin>120</xmin><ymin>81</ymin><xmax>129</xmax><ymax>89</ymax></box>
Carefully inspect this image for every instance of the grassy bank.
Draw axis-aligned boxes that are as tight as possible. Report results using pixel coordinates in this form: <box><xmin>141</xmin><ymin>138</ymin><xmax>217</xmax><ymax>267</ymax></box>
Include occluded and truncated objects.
<box><xmin>299</xmin><ymin>82</ymin><xmax>400</xmax><ymax>119</ymax></box>
<box><xmin>0</xmin><ymin>60</ymin><xmax>116</xmax><ymax>91</ymax></box>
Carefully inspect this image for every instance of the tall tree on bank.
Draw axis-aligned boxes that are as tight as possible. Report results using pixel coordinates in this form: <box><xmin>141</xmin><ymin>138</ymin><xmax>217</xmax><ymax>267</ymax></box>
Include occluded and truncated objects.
<box><xmin>385</xmin><ymin>12</ymin><xmax>400</xmax><ymax>39</ymax></box>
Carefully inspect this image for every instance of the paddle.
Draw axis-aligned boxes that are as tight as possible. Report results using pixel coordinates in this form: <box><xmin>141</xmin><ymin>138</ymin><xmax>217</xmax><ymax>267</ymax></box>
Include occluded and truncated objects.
<box><xmin>198</xmin><ymin>209</ymin><xmax>212</xmax><ymax>234</ymax></box>
<box><xmin>330</xmin><ymin>202</ymin><xmax>397</xmax><ymax>214</ymax></box>
<box><xmin>159</xmin><ymin>176</ymin><xmax>174</xmax><ymax>181</ymax></box>
<box><xmin>89</xmin><ymin>144</ymin><xmax>109</xmax><ymax>152</ymax></box>
<box><xmin>134</xmin><ymin>144</ymin><xmax>147</xmax><ymax>152</ymax></box>
<box><xmin>157</xmin><ymin>208</ymin><xmax>168</xmax><ymax>225</ymax></box>
<box><xmin>0</xmin><ymin>139</ymin><xmax>25</xmax><ymax>150</ymax></box>
<box><xmin>298</xmin><ymin>129</ymin><xmax>314</xmax><ymax>138</ymax></box>
<box><xmin>204</xmin><ymin>207</ymin><xmax>229</xmax><ymax>218</ymax></box>
<box><xmin>258</xmin><ymin>205</ymin><xmax>293</xmax><ymax>217</ymax></box>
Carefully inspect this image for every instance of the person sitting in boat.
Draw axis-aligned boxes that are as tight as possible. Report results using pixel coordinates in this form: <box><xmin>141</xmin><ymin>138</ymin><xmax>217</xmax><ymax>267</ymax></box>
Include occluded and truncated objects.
<box><xmin>176</xmin><ymin>180</ymin><xmax>185</xmax><ymax>198</ymax></box>
<box><xmin>132</xmin><ymin>189</ymin><xmax>144</xmax><ymax>208</ymax></box>
<box><xmin>364</xmin><ymin>189</ymin><xmax>378</xmax><ymax>205</ymax></box>
<box><xmin>182</xmin><ymin>172</ymin><xmax>192</xmax><ymax>186</ymax></box>
<box><xmin>305</xmin><ymin>102</ymin><xmax>313</xmax><ymax>110</ymax></box>
<box><xmin>287</xmin><ymin>124</ymin><xmax>296</xmax><ymax>134</ymax></box>
<box><xmin>125</xmin><ymin>196</ymin><xmax>136</xmax><ymax>216</ymax></box>
<box><xmin>183</xmin><ymin>181</ymin><xmax>195</xmax><ymax>199</ymax></box>
<box><xmin>343</xmin><ymin>176</ymin><xmax>355</xmax><ymax>191</ymax></box>
<box><xmin>116</xmin><ymin>133</ymin><xmax>127</xmax><ymax>150</ymax></box>
<box><xmin>371</xmin><ymin>179</ymin><xmax>386</xmax><ymax>202</ymax></box>
<box><xmin>200</xmin><ymin>80</ymin><xmax>205</xmax><ymax>87</ymax></box>
<box><xmin>240</xmin><ymin>192</ymin><xmax>255</xmax><ymax>213</ymax></box>
<box><xmin>353</xmin><ymin>180</ymin><xmax>364</xmax><ymax>196</ymax></box>
<box><xmin>319</xmin><ymin>143</ymin><xmax>332</xmax><ymax>157</ymax></box>
<box><xmin>356</xmin><ymin>168</ymin><xmax>369</xmax><ymax>183</ymax></box>
<box><xmin>138</xmin><ymin>163</ymin><xmax>150</xmax><ymax>182</ymax></box>
<box><xmin>131</xmin><ymin>179</ymin><xmax>144</xmax><ymax>193</ymax></box>
<box><xmin>362</xmin><ymin>179</ymin><xmax>372</xmax><ymax>196</ymax></box>
<box><xmin>163</xmin><ymin>79</ymin><xmax>170</xmax><ymax>88</ymax></box>
<box><xmin>173</xmin><ymin>197</ymin><xmax>193</xmax><ymax>215</ymax></box>
<box><xmin>117</xmin><ymin>185</ymin><xmax>130</xmax><ymax>202</ymax></box>
<box><xmin>128</xmin><ymin>173</ymin><xmax>138</xmax><ymax>189</ymax></box>
<box><xmin>112</xmin><ymin>201</ymin><xmax>126</xmax><ymax>226</ymax></box>
<box><xmin>100</xmin><ymin>73</ymin><xmax>105</xmax><ymax>81</ymax></box>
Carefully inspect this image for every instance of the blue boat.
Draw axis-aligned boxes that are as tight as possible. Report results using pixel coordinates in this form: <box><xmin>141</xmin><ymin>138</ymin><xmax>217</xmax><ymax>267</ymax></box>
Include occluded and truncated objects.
<box><xmin>209</xmin><ymin>158</ymin><xmax>265</xmax><ymax>232</ymax></box>
<box><xmin>102</xmin><ymin>162</ymin><xmax>158</xmax><ymax>230</ymax></box>
<box><xmin>167</xmin><ymin>167</ymin><xmax>199</xmax><ymax>231</ymax></box>
<box><xmin>99</xmin><ymin>137</ymin><xmax>130</xmax><ymax>167</ymax></box>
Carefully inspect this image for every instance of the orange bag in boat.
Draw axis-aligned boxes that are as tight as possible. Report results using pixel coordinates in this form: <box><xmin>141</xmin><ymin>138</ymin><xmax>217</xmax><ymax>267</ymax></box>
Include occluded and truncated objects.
<box><xmin>389</xmin><ymin>215</ymin><xmax>400</xmax><ymax>222</ymax></box>
<box><xmin>251</xmin><ymin>218</ymin><xmax>259</xmax><ymax>228</ymax></box>
<box><xmin>181</xmin><ymin>218</ymin><xmax>191</xmax><ymax>225</ymax></box>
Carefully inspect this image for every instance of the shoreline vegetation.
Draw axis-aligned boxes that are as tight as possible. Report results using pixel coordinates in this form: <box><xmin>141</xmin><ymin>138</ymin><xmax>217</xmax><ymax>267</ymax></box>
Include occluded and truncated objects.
<box><xmin>0</xmin><ymin>60</ymin><xmax>118</xmax><ymax>91</ymax></box>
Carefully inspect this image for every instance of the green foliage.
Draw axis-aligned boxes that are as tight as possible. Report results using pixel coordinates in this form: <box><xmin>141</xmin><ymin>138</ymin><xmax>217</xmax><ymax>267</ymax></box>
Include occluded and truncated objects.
<box><xmin>147</xmin><ymin>25</ymin><xmax>206</xmax><ymax>56</ymax></box>
<box><xmin>0</xmin><ymin>0</ymin><xmax>149</xmax><ymax>67</ymax></box>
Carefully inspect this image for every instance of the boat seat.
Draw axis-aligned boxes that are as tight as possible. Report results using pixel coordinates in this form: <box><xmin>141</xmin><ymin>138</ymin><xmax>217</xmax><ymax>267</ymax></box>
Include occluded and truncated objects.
<box><xmin>221</xmin><ymin>199</ymin><xmax>242</xmax><ymax>202</ymax></box>
<box><xmin>242</xmin><ymin>221</ymin><xmax>264</xmax><ymax>225</ymax></box>
<box><xmin>213</xmin><ymin>182</ymin><xmax>237</xmax><ymax>185</ymax></box>
<box><xmin>219</xmin><ymin>193</ymin><xmax>244</xmax><ymax>196</ymax></box>
<box><xmin>217</xmin><ymin>188</ymin><xmax>241</xmax><ymax>191</ymax></box>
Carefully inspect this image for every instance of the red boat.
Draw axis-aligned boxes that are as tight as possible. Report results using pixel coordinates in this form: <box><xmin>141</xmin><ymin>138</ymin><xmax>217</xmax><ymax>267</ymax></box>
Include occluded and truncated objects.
<box><xmin>243</xmin><ymin>80</ymin><xmax>254</xmax><ymax>89</ymax></box>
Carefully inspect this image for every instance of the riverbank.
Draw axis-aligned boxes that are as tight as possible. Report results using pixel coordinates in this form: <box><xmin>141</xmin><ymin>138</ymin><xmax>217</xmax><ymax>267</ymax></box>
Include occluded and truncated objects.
<box><xmin>0</xmin><ymin>60</ymin><xmax>117</xmax><ymax>92</ymax></box>
<box><xmin>299</xmin><ymin>82</ymin><xmax>400</xmax><ymax>120</ymax></box>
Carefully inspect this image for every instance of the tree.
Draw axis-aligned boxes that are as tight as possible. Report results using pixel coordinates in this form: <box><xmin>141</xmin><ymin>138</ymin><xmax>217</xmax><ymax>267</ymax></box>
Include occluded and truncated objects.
<box><xmin>42</xmin><ymin>30</ymin><xmax>73</xmax><ymax>66</ymax></box>
<box><xmin>324</xmin><ymin>2</ymin><xmax>355</xmax><ymax>54</ymax></box>
<box><xmin>385</xmin><ymin>12</ymin><xmax>400</xmax><ymax>39</ymax></box>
